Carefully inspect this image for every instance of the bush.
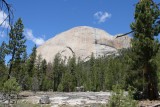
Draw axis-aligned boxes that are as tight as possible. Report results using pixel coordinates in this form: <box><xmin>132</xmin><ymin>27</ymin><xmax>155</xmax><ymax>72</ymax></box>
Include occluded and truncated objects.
<box><xmin>3</xmin><ymin>77</ymin><xmax>21</xmax><ymax>95</ymax></box>
<box><xmin>57</xmin><ymin>83</ymin><xmax>63</xmax><ymax>92</ymax></box>
<box><xmin>108</xmin><ymin>85</ymin><xmax>138</xmax><ymax>107</ymax></box>
<box><xmin>3</xmin><ymin>77</ymin><xmax>21</xmax><ymax>105</ymax></box>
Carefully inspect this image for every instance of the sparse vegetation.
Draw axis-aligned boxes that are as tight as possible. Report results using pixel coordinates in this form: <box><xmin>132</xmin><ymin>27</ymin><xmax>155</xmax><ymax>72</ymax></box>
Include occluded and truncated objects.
<box><xmin>108</xmin><ymin>85</ymin><xmax>137</xmax><ymax>107</ymax></box>
<box><xmin>12</xmin><ymin>101</ymin><xmax>50</xmax><ymax>107</ymax></box>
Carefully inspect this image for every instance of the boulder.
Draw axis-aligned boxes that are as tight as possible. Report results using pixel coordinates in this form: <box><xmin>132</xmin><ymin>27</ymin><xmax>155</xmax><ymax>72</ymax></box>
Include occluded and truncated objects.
<box><xmin>39</xmin><ymin>96</ymin><xmax>50</xmax><ymax>104</ymax></box>
<box><xmin>0</xmin><ymin>94</ymin><xmax>4</xmax><ymax>100</ymax></box>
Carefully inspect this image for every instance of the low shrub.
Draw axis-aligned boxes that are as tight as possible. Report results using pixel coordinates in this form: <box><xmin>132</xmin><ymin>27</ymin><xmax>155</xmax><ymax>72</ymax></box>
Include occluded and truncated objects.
<box><xmin>108</xmin><ymin>85</ymin><xmax>138</xmax><ymax>107</ymax></box>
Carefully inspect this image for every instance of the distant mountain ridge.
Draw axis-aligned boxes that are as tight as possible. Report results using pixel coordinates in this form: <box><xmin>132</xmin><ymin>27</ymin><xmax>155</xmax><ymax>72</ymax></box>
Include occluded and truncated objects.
<box><xmin>37</xmin><ymin>26</ymin><xmax>131</xmax><ymax>62</ymax></box>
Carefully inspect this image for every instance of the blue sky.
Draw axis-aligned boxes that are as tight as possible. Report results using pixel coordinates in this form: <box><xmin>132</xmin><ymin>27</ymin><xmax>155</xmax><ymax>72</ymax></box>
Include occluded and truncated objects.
<box><xmin>0</xmin><ymin>0</ymin><xmax>158</xmax><ymax>55</ymax></box>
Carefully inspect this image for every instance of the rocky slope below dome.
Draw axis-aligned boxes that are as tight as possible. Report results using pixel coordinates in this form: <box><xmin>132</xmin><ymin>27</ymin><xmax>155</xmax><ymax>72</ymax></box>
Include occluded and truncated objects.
<box><xmin>37</xmin><ymin>26</ymin><xmax>131</xmax><ymax>62</ymax></box>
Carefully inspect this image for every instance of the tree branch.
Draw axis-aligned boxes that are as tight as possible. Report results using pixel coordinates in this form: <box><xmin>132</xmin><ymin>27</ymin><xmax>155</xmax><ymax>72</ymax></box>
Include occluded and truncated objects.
<box><xmin>0</xmin><ymin>0</ymin><xmax>13</xmax><ymax>28</ymax></box>
<box><xmin>116</xmin><ymin>31</ymin><xmax>134</xmax><ymax>38</ymax></box>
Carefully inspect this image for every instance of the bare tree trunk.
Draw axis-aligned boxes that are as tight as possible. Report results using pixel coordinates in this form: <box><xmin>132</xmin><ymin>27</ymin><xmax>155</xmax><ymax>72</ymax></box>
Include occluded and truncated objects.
<box><xmin>143</xmin><ymin>64</ymin><xmax>159</xmax><ymax>100</ymax></box>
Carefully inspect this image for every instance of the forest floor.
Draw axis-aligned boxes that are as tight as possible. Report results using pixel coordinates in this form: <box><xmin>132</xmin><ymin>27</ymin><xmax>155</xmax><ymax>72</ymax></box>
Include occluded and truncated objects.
<box><xmin>14</xmin><ymin>91</ymin><xmax>160</xmax><ymax>107</ymax></box>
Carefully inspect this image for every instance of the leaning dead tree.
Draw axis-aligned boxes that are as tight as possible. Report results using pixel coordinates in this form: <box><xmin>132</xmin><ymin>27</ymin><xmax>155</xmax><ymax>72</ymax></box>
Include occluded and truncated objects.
<box><xmin>116</xmin><ymin>0</ymin><xmax>160</xmax><ymax>38</ymax></box>
<box><xmin>116</xmin><ymin>31</ymin><xmax>134</xmax><ymax>38</ymax></box>
<box><xmin>0</xmin><ymin>0</ymin><xmax>13</xmax><ymax>28</ymax></box>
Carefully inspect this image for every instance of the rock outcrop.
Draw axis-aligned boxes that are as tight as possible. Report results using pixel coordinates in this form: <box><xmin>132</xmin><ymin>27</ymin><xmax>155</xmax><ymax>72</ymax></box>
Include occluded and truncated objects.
<box><xmin>37</xmin><ymin>26</ymin><xmax>131</xmax><ymax>62</ymax></box>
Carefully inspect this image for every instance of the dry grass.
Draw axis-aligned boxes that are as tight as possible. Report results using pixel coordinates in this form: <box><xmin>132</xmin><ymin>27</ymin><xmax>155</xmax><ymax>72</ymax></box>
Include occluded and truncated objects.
<box><xmin>19</xmin><ymin>91</ymin><xmax>35</xmax><ymax>97</ymax></box>
<box><xmin>12</xmin><ymin>101</ymin><xmax>51</xmax><ymax>107</ymax></box>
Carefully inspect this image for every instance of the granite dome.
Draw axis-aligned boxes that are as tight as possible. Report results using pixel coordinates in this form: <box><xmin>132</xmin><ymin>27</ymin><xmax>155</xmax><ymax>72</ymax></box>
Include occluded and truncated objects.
<box><xmin>37</xmin><ymin>26</ymin><xmax>130</xmax><ymax>62</ymax></box>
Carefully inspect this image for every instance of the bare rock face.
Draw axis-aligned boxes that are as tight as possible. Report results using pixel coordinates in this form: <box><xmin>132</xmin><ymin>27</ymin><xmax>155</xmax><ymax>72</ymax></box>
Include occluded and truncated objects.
<box><xmin>37</xmin><ymin>26</ymin><xmax>131</xmax><ymax>62</ymax></box>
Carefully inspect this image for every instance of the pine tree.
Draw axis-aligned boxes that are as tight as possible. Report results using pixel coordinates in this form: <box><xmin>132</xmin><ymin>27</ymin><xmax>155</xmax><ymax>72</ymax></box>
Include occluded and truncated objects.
<box><xmin>53</xmin><ymin>53</ymin><xmax>63</xmax><ymax>91</ymax></box>
<box><xmin>130</xmin><ymin>0</ymin><xmax>160</xmax><ymax>100</ymax></box>
<box><xmin>46</xmin><ymin>62</ymin><xmax>54</xmax><ymax>90</ymax></box>
<box><xmin>61</xmin><ymin>69</ymin><xmax>73</xmax><ymax>92</ymax></box>
<box><xmin>34</xmin><ymin>55</ymin><xmax>48</xmax><ymax>91</ymax></box>
<box><xmin>95</xmin><ymin>57</ymin><xmax>104</xmax><ymax>91</ymax></box>
<box><xmin>155</xmin><ymin>49</ymin><xmax>160</xmax><ymax>91</ymax></box>
<box><xmin>89</xmin><ymin>53</ymin><xmax>96</xmax><ymax>91</ymax></box>
<box><xmin>18</xmin><ymin>51</ymin><xmax>28</xmax><ymax>90</ymax></box>
<box><xmin>0</xmin><ymin>41</ymin><xmax>7</xmax><ymax>90</ymax></box>
<box><xmin>24</xmin><ymin>45</ymin><xmax>37</xmax><ymax>90</ymax></box>
<box><xmin>0</xmin><ymin>41</ymin><xmax>6</xmax><ymax>65</ymax></box>
<box><xmin>41</xmin><ymin>59</ymin><xmax>47</xmax><ymax>75</ymax></box>
<box><xmin>40</xmin><ymin>59</ymin><xmax>47</xmax><ymax>90</ymax></box>
<box><xmin>75</xmin><ymin>57</ymin><xmax>84</xmax><ymax>87</ymax></box>
<box><xmin>41</xmin><ymin>76</ymin><xmax>52</xmax><ymax>91</ymax></box>
<box><xmin>67</xmin><ymin>55</ymin><xmax>77</xmax><ymax>91</ymax></box>
<box><xmin>6</xmin><ymin>18</ymin><xmax>26</xmax><ymax>80</ymax></box>
<box><xmin>0</xmin><ymin>41</ymin><xmax>6</xmax><ymax>73</ymax></box>
<box><xmin>35</xmin><ymin>55</ymin><xmax>42</xmax><ymax>90</ymax></box>
<box><xmin>27</xmin><ymin>45</ymin><xmax>37</xmax><ymax>77</ymax></box>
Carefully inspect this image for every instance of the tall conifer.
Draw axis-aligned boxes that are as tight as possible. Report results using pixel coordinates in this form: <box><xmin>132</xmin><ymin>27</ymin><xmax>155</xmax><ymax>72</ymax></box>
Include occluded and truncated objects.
<box><xmin>130</xmin><ymin>0</ymin><xmax>160</xmax><ymax>100</ymax></box>
<box><xmin>7</xmin><ymin>18</ymin><xmax>26</xmax><ymax>79</ymax></box>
